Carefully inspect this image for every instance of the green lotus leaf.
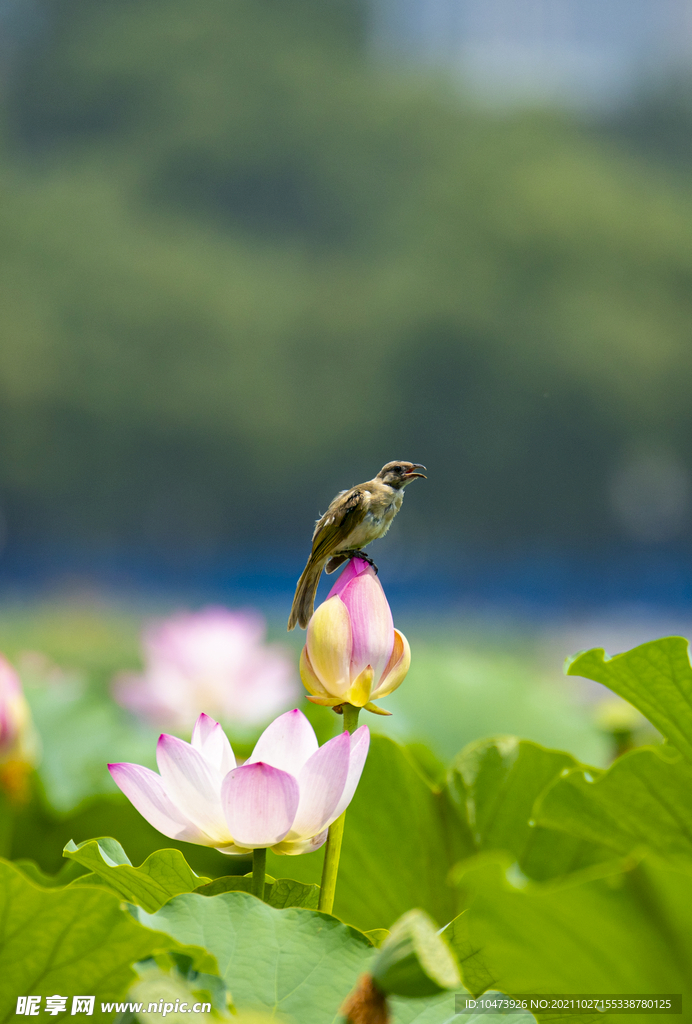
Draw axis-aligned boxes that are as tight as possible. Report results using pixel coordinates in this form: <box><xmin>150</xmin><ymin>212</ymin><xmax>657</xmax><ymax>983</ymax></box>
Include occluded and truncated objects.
<box><xmin>63</xmin><ymin>837</ymin><xmax>211</xmax><ymax>912</ymax></box>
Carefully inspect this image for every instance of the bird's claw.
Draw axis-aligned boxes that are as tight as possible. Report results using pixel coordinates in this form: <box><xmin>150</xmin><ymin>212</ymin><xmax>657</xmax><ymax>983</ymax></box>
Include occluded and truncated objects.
<box><xmin>349</xmin><ymin>550</ymin><xmax>378</xmax><ymax>574</ymax></box>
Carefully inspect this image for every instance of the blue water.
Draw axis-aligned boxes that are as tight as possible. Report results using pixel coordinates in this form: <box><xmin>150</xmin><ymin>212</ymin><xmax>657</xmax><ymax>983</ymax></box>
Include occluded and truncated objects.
<box><xmin>2</xmin><ymin>540</ymin><xmax>692</xmax><ymax>617</ymax></box>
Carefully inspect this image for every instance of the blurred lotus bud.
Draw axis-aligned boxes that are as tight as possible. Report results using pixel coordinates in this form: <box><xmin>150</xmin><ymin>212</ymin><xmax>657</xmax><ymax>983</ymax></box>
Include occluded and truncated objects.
<box><xmin>0</xmin><ymin>655</ymin><xmax>39</xmax><ymax>803</ymax></box>
<box><xmin>595</xmin><ymin>695</ymin><xmax>646</xmax><ymax>760</ymax></box>
<box><xmin>594</xmin><ymin>696</ymin><xmax>644</xmax><ymax>734</ymax></box>
<box><xmin>128</xmin><ymin>959</ymin><xmax>230</xmax><ymax>1021</ymax></box>
<box><xmin>113</xmin><ymin>607</ymin><xmax>298</xmax><ymax>732</ymax></box>
<box><xmin>371</xmin><ymin>909</ymin><xmax>461</xmax><ymax>998</ymax></box>
<box><xmin>342</xmin><ymin>909</ymin><xmax>461</xmax><ymax>1022</ymax></box>
<box><xmin>300</xmin><ymin>558</ymin><xmax>410</xmax><ymax>715</ymax></box>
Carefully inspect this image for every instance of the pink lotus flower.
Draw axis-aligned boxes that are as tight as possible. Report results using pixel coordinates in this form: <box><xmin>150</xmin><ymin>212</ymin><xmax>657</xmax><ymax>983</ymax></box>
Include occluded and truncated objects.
<box><xmin>299</xmin><ymin>558</ymin><xmax>411</xmax><ymax>715</ymax></box>
<box><xmin>113</xmin><ymin>607</ymin><xmax>298</xmax><ymax>731</ymax></box>
<box><xmin>0</xmin><ymin>656</ymin><xmax>39</xmax><ymax>802</ymax></box>
<box><xmin>109</xmin><ymin>709</ymin><xmax>369</xmax><ymax>855</ymax></box>
<box><xmin>0</xmin><ymin>656</ymin><xmax>38</xmax><ymax>765</ymax></box>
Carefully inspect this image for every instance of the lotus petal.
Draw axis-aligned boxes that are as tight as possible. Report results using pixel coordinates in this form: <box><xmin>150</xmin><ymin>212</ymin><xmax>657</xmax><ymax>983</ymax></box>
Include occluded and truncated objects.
<box><xmin>345</xmin><ymin>665</ymin><xmax>374</xmax><ymax>708</ymax></box>
<box><xmin>305</xmin><ymin>694</ymin><xmax>345</xmax><ymax>707</ymax></box>
<box><xmin>221</xmin><ymin>762</ymin><xmax>299</xmax><ymax>848</ymax></box>
<box><xmin>155</xmin><ymin>734</ymin><xmax>229</xmax><ymax>844</ymax></box>
<box><xmin>306</xmin><ymin>596</ymin><xmax>352</xmax><ymax>697</ymax></box>
<box><xmin>299</xmin><ymin>647</ymin><xmax>331</xmax><ymax>698</ymax></box>
<box><xmin>363</xmin><ymin>701</ymin><xmax>392</xmax><ymax>716</ymax></box>
<box><xmin>339</xmin><ymin>571</ymin><xmax>394</xmax><ymax>685</ymax></box>
<box><xmin>108</xmin><ymin>762</ymin><xmax>227</xmax><ymax>848</ymax></box>
<box><xmin>288</xmin><ymin>731</ymin><xmax>351</xmax><ymax>839</ymax></box>
<box><xmin>191</xmin><ymin>713</ymin><xmax>236</xmax><ymax>775</ymax></box>
<box><xmin>326</xmin><ymin>557</ymin><xmax>370</xmax><ymax>600</ymax></box>
<box><xmin>327</xmin><ymin>725</ymin><xmax>370</xmax><ymax>825</ymax></box>
<box><xmin>245</xmin><ymin>708</ymin><xmax>318</xmax><ymax>777</ymax></box>
<box><xmin>272</xmin><ymin>829</ymin><xmax>328</xmax><ymax>856</ymax></box>
<box><xmin>371</xmin><ymin>629</ymin><xmax>411</xmax><ymax>699</ymax></box>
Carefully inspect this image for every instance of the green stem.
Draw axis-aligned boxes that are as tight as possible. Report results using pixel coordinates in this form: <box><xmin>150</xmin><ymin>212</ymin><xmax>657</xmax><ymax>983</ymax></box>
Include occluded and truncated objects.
<box><xmin>0</xmin><ymin>791</ymin><xmax>16</xmax><ymax>860</ymax></box>
<box><xmin>342</xmin><ymin>703</ymin><xmax>360</xmax><ymax>735</ymax></box>
<box><xmin>318</xmin><ymin>703</ymin><xmax>360</xmax><ymax>914</ymax></box>
<box><xmin>252</xmin><ymin>847</ymin><xmax>266</xmax><ymax>900</ymax></box>
<box><xmin>319</xmin><ymin>812</ymin><xmax>345</xmax><ymax>915</ymax></box>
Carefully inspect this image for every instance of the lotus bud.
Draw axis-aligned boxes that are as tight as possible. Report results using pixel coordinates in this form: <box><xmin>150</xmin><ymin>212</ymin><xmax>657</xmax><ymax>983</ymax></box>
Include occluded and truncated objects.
<box><xmin>371</xmin><ymin>909</ymin><xmax>461</xmax><ymax>997</ymax></box>
<box><xmin>300</xmin><ymin>559</ymin><xmax>411</xmax><ymax>715</ymax></box>
<box><xmin>0</xmin><ymin>655</ymin><xmax>39</xmax><ymax>803</ymax></box>
<box><xmin>342</xmin><ymin>909</ymin><xmax>461</xmax><ymax>1022</ymax></box>
<box><xmin>595</xmin><ymin>695</ymin><xmax>645</xmax><ymax>760</ymax></box>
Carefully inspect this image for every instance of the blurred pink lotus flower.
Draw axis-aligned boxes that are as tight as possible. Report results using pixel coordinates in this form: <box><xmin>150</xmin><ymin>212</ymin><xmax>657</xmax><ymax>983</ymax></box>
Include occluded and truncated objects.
<box><xmin>109</xmin><ymin>708</ymin><xmax>369</xmax><ymax>855</ymax></box>
<box><xmin>113</xmin><ymin>607</ymin><xmax>298</xmax><ymax>731</ymax></box>
<box><xmin>300</xmin><ymin>558</ymin><xmax>411</xmax><ymax>715</ymax></box>
<box><xmin>0</xmin><ymin>656</ymin><xmax>38</xmax><ymax>762</ymax></box>
<box><xmin>0</xmin><ymin>655</ymin><xmax>39</xmax><ymax>801</ymax></box>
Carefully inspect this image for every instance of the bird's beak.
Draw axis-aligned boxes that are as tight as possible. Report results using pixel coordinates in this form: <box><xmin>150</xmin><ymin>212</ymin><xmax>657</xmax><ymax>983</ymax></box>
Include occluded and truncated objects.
<box><xmin>404</xmin><ymin>464</ymin><xmax>427</xmax><ymax>480</ymax></box>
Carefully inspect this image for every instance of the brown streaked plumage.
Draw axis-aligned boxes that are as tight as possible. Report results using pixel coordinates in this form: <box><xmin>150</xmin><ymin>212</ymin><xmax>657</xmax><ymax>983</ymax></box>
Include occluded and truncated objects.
<box><xmin>287</xmin><ymin>461</ymin><xmax>426</xmax><ymax>631</ymax></box>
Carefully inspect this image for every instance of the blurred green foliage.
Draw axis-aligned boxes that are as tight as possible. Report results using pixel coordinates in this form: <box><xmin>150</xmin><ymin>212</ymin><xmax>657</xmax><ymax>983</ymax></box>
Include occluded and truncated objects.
<box><xmin>0</xmin><ymin>599</ymin><xmax>610</xmax><ymax>816</ymax></box>
<box><xmin>1</xmin><ymin>0</ymin><xmax>692</xmax><ymax>548</ymax></box>
<box><xmin>384</xmin><ymin>639</ymin><xmax>608</xmax><ymax>765</ymax></box>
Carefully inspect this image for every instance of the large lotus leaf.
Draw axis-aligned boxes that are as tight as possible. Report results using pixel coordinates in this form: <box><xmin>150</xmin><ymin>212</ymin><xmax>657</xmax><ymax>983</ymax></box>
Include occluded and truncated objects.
<box><xmin>63</xmin><ymin>837</ymin><xmax>211</xmax><ymax>912</ymax></box>
<box><xmin>12</xmin><ymin>858</ymin><xmax>87</xmax><ymax>887</ymax></box>
<box><xmin>566</xmin><ymin>637</ymin><xmax>692</xmax><ymax>762</ymax></box>
<box><xmin>390</xmin><ymin>992</ymin><xmax>458</xmax><ymax>1023</ymax></box>
<box><xmin>268</xmin><ymin>735</ymin><xmax>473</xmax><ymax>931</ymax></box>
<box><xmin>63</xmin><ymin>839</ymin><xmax>319</xmax><ymax>912</ymax></box>
<box><xmin>446</xmin><ymin>853</ymin><xmax>692</xmax><ymax>1024</ymax></box>
<box><xmin>263</xmin><ymin>877</ymin><xmax>320</xmax><ymax>909</ymax></box>
<box><xmin>195</xmin><ymin>872</ymin><xmax>320</xmax><ymax>909</ymax></box>
<box><xmin>535</xmin><ymin>746</ymin><xmax>692</xmax><ymax>864</ymax></box>
<box><xmin>448</xmin><ymin>737</ymin><xmax>575</xmax><ymax>849</ymax></box>
<box><xmin>0</xmin><ymin>860</ymin><xmax>214</xmax><ymax>1023</ymax></box>
<box><xmin>447</xmin><ymin>737</ymin><xmax>612</xmax><ymax>881</ymax></box>
<box><xmin>136</xmin><ymin>890</ymin><xmax>373</xmax><ymax>1023</ymax></box>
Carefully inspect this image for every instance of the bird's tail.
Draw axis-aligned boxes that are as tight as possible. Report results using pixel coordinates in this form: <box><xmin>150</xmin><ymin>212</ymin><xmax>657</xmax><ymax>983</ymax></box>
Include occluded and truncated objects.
<box><xmin>287</xmin><ymin>557</ymin><xmax>324</xmax><ymax>631</ymax></box>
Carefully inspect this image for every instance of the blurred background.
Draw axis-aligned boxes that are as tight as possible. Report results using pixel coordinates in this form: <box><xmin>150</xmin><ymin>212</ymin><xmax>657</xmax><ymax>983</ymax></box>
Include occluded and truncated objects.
<box><xmin>1</xmin><ymin>0</ymin><xmax>692</xmax><ymax>789</ymax></box>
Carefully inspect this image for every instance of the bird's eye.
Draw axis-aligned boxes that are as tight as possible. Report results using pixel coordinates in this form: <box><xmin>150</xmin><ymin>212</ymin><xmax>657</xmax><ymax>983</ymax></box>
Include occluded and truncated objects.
<box><xmin>392</xmin><ymin>465</ymin><xmax>402</xmax><ymax>473</ymax></box>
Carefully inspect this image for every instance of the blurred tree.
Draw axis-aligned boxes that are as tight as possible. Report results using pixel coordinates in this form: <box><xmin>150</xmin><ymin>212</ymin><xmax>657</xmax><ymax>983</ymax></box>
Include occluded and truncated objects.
<box><xmin>0</xmin><ymin>0</ymin><xmax>691</xmax><ymax>553</ymax></box>
<box><xmin>602</xmin><ymin>74</ymin><xmax>692</xmax><ymax>171</ymax></box>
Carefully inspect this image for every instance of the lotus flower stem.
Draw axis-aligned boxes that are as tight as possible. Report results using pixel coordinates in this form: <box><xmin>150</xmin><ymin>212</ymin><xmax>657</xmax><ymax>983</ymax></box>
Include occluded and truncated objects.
<box><xmin>252</xmin><ymin>846</ymin><xmax>267</xmax><ymax>900</ymax></box>
<box><xmin>318</xmin><ymin>703</ymin><xmax>360</xmax><ymax>914</ymax></box>
<box><xmin>0</xmin><ymin>794</ymin><xmax>14</xmax><ymax>858</ymax></box>
<box><xmin>342</xmin><ymin>703</ymin><xmax>361</xmax><ymax>734</ymax></box>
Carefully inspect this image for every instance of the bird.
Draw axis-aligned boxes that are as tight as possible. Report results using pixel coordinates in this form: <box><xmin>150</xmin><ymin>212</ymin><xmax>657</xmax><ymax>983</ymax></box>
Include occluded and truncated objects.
<box><xmin>287</xmin><ymin>461</ymin><xmax>426</xmax><ymax>630</ymax></box>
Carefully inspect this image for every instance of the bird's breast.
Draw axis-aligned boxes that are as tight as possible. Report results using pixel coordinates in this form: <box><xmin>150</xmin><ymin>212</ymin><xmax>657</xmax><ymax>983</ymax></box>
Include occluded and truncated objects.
<box><xmin>339</xmin><ymin>490</ymin><xmax>403</xmax><ymax>550</ymax></box>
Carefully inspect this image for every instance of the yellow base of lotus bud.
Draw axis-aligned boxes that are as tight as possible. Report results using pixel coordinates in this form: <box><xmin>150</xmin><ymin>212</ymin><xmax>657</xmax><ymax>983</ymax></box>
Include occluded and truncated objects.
<box><xmin>302</xmin><ymin>659</ymin><xmax>393</xmax><ymax>715</ymax></box>
<box><xmin>0</xmin><ymin>759</ymin><xmax>33</xmax><ymax>805</ymax></box>
<box><xmin>305</xmin><ymin>694</ymin><xmax>392</xmax><ymax>716</ymax></box>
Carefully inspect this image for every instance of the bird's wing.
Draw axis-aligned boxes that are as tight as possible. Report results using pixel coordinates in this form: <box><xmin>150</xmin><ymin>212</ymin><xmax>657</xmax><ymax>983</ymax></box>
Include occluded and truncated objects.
<box><xmin>309</xmin><ymin>487</ymin><xmax>368</xmax><ymax>561</ymax></box>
